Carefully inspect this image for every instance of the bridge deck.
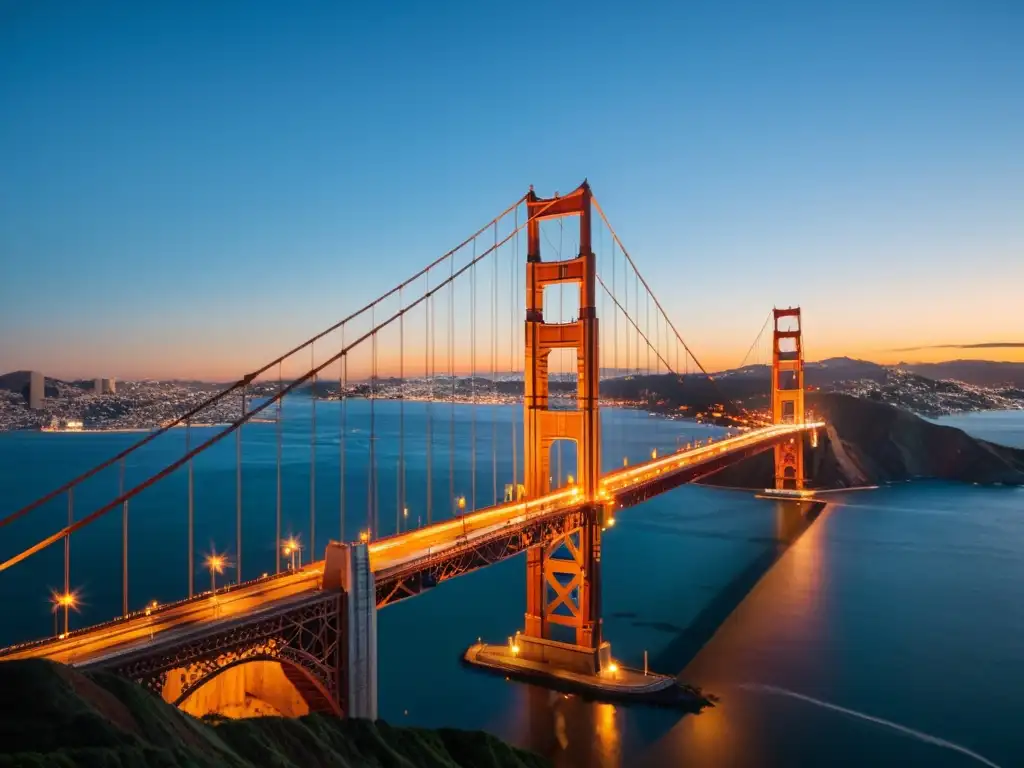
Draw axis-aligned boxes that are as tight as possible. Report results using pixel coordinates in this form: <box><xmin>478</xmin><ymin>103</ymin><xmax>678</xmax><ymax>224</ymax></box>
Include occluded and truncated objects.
<box><xmin>0</xmin><ymin>423</ymin><xmax>820</xmax><ymax>666</ymax></box>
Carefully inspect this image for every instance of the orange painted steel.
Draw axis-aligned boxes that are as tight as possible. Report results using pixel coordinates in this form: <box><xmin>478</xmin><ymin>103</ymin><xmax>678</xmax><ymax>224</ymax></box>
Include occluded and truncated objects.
<box><xmin>523</xmin><ymin>181</ymin><xmax>602</xmax><ymax>649</ymax></box>
<box><xmin>772</xmin><ymin>307</ymin><xmax>806</xmax><ymax>490</ymax></box>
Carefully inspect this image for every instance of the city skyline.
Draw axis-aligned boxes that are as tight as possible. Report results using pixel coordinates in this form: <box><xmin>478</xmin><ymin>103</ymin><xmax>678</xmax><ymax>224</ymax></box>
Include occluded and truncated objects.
<box><xmin>2</xmin><ymin>1</ymin><xmax>1022</xmax><ymax>380</ymax></box>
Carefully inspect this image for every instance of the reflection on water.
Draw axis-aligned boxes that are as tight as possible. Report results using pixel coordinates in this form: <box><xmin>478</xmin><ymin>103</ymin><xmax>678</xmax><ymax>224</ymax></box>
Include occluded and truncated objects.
<box><xmin>507</xmin><ymin>500</ymin><xmax>824</xmax><ymax>767</ymax></box>
<box><xmin>635</xmin><ymin>480</ymin><xmax>1024</xmax><ymax>767</ymax></box>
<box><xmin>513</xmin><ymin>687</ymin><xmax>624</xmax><ymax>768</ymax></box>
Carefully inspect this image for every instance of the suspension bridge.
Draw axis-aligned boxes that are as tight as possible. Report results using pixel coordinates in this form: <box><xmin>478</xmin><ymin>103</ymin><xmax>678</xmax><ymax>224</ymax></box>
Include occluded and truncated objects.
<box><xmin>0</xmin><ymin>181</ymin><xmax>821</xmax><ymax>718</ymax></box>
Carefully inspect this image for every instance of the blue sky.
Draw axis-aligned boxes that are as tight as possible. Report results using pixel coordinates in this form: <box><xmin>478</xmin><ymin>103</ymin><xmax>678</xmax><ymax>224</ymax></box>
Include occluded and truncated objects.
<box><xmin>1</xmin><ymin>0</ymin><xmax>1022</xmax><ymax>378</ymax></box>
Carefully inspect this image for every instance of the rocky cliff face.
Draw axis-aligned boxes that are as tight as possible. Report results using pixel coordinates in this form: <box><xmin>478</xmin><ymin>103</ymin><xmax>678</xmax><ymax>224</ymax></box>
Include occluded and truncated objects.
<box><xmin>0</xmin><ymin>659</ymin><xmax>548</xmax><ymax>768</ymax></box>
<box><xmin>707</xmin><ymin>393</ymin><xmax>1024</xmax><ymax>489</ymax></box>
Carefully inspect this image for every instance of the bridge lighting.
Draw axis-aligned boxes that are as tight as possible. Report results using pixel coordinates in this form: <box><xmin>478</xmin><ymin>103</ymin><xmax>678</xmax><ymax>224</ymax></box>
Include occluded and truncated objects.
<box><xmin>457</xmin><ymin>496</ymin><xmax>467</xmax><ymax>512</ymax></box>
<box><xmin>282</xmin><ymin>537</ymin><xmax>302</xmax><ymax>570</ymax></box>
<box><xmin>51</xmin><ymin>590</ymin><xmax>78</xmax><ymax>636</ymax></box>
<box><xmin>206</xmin><ymin>553</ymin><xmax>227</xmax><ymax>594</ymax></box>
<box><xmin>651</xmin><ymin>448</ymin><xmax>658</xmax><ymax>459</ymax></box>
<box><xmin>359</xmin><ymin>530</ymin><xmax>370</xmax><ymax>543</ymax></box>
<box><xmin>566</xmin><ymin>474</ymin><xmax>574</xmax><ymax>485</ymax></box>
<box><xmin>607</xmin><ymin>517</ymin><xmax>616</xmax><ymax>528</ymax></box>
<box><xmin>623</xmin><ymin>456</ymin><xmax>628</xmax><ymax>467</ymax></box>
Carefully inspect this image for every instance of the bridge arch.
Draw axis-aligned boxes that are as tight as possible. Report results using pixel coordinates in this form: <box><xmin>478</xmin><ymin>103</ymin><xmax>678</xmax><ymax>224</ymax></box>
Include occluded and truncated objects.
<box><xmin>166</xmin><ymin>652</ymin><xmax>342</xmax><ymax>719</ymax></box>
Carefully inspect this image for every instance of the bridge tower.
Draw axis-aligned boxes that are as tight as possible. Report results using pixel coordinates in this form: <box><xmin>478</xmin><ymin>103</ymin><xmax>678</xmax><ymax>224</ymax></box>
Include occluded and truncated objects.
<box><xmin>772</xmin><ymin>307</ymin><xmax>805</xmax><ymax>490</ymax></box>
<box><xmin>522</xmin><ymin>181</ymin><xmax>603</xmax><ymax>652</ymax></box>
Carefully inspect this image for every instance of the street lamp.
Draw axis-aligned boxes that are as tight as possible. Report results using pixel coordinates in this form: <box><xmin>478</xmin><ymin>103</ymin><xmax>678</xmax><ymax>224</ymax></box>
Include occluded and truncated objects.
<box><xmin>206</xmin><ymin>553</ymin><xmax>227</xmax><ymax>593</ymax></box>
<box><xmin>51</xmin><ymin>591</ymin><xmax>77</xmax><ymax>636</ymax></box>
<box><xmin>403</xmin><ymin>506</ymin><xmax>409</xmax><ymax>532</ymax></box>
<box><xmin>282</xmin><ymin>537</ymin><xmax>301</xmax><ymax>570</ymax></box>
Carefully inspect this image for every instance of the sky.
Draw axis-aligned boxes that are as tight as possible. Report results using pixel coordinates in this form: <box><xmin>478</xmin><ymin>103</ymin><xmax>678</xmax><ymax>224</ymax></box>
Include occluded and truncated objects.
<box><xmin>1</xmin><ymin>0</ymin><xmax>1022</xmax><ymax>380</ymax></box>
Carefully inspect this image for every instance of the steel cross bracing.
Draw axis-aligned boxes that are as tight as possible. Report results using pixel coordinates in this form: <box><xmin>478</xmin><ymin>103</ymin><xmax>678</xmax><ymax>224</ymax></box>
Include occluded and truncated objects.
<box><xmin>94</xmin><ymin>592</ymin><xmax>343</xmax><ymax>715</ymax></box>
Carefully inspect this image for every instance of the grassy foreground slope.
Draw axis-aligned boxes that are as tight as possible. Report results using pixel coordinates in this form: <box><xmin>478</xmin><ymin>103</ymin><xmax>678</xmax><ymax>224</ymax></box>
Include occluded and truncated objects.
<box><xmin>0</xmin><ymin>659</ymin><xmax>548</xmax><ymax>768</ymax></box>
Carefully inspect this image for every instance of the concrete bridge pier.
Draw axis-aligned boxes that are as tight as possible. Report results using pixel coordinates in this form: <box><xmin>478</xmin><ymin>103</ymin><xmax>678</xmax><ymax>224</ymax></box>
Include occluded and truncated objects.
<box><xmin>324</xmin><ymin>542</ymin><xmax>378</xmax><ymax>720</ymax></box>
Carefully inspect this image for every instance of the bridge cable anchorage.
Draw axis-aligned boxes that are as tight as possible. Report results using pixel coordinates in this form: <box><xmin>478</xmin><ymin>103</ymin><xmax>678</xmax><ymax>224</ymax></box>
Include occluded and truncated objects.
<box><xmin>0</xmin><ymin>194</ymin><xmax>528</xmax><ymax>534</ymax></box>
<box><xmin>0</xmin><ymin>193</ymin><xmax>571</xmax><ymax>580</ymax></box>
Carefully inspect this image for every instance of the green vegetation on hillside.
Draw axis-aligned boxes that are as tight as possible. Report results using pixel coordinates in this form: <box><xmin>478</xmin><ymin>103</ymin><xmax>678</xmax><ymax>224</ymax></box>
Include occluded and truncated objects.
<box><xmin>0</xmin><ymin>659</ymin><xmax>549</xmax><ymax>768</ymax></box>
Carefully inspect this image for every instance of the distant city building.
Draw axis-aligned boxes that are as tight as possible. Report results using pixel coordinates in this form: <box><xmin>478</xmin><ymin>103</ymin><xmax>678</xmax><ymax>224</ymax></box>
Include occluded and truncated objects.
<box><xmin>29</xmin><ymin>371</ymin><xmax>44</xmax><ymax>409</ymax></box>
<box><xmin>94</xmin><ymin>378</ymin><xmax>116</xmax><ymax>394</ymax></box>
<box><xmin>94</xmin><ymin>378</ymin><xmax>103</xmax><ymax>394</ymax></box>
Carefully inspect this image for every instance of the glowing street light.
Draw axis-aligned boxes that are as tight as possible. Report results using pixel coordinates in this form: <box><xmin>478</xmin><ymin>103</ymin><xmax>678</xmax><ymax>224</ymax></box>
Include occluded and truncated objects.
<box><xmin>359</xmin><ymin>529</ymin><xmax>370</xmax><ymax>543</ymax></box>
<box><xmin>51</xmin><ymin>590</ymin><xmax>77</xmax><ymax>636</ymax></box>
<box><xmin>456</xmin><ymin>496</ymin><xmax>467</xmax><ymax>512</ymax></box>
<box><xmin>282</xmin><ymin>537</ymin><xmax>302</xmax><ymax>570</ymax></box>
<box><xmin>206</xmin><ymin>553</ymin><xmax>227</xmax><ymax>593</ymax></box>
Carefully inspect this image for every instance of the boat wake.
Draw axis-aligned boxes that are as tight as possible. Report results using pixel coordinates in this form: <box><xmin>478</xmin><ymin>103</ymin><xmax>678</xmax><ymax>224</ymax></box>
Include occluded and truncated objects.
<box><xmin>738</xmin><ymin>683</ymin><xmax>1001</xmax><ymax>768</ymax></box>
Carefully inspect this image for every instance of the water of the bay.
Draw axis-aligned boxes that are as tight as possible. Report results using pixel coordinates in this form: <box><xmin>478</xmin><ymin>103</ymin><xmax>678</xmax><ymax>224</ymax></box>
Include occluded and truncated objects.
<box><xmin>1</xmin><ymin>404</ymin><xmax>1021</xmax><ymax>766</ymax></box>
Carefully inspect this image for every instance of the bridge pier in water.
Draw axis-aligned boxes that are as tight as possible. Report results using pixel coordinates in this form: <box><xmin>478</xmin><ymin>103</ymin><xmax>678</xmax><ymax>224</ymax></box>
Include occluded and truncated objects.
<box><xmin>522</xmin><ymin>182</ymin><xmax>604</xmax><ymax>662</ymax></box>
<box><xmin>466</xmin><ymin>183</ymin><xmax>671</xmax><ymax>696</ymax></box>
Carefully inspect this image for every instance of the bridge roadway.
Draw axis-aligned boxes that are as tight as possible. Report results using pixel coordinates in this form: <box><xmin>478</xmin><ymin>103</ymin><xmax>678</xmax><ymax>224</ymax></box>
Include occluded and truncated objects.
<box><xmin>0</xmin><ymin>422</ymin><xmax>820</xmax><ymax>668</ymax></box>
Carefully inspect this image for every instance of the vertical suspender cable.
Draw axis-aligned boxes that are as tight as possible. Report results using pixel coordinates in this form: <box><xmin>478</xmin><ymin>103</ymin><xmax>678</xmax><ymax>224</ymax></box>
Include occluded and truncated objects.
<box><xmin>64</xmin><ymin>489</ymin><xmax>71</xmax><ymax>606</ymax></box>
<box><xmin>491</xmin><ymin>219</ymin><xmax>498</xmax><ymax>505</ymax></box>
<box><xmin>121</xmin><ymin>458</ymin><xmax>128</xmax><ymax>615</ymax></box>
<box><xmin>236</xmin><ymin>385</ymin><xmax>245</xmax><ymax>583</ymax></box>
<box><xmin>310</xmin><ymin>343</ymin><xmax>317</xmax><ymax>559</ymax></box>
<box><xmin>276</xmin><ymin>361</ymin><xmax>282</xmax><ymax>571</ymax></box>
<box><xmin>399</xmin><ymin>286</ymin><xmax>405</xmax><ymax>534</ymax></box>
<box><xmin>511</xmin><ymin>205</ymin><xmax>519</xmax><ymax>493</ymax></box>
<box><xmin>186</xmin><ymin>420</ymin><xmax>193</xmax><ymax>597</ymax></box>
<box><xmin>427</xmin><ymin>277</ymin><xmax>434</xmax><ymax>526</ymax></box>
<box><xmin>471</xmin><ymin>239</ymin><xmax>477</xmax><ymax>512</ymax></box>
<box><xmin>372</xmin><ymin>303</ymin><xmax>380</xmax><ymax>536</ymax></box>
<box><xmin>339</xmin><ymin>332</ymin><xmax>347</xmax><ymax>542</ymax></box>
<box><xmin>449</xmin><ymin>260</ymin><xmax>455</xmax><ymax>519</ymax></box>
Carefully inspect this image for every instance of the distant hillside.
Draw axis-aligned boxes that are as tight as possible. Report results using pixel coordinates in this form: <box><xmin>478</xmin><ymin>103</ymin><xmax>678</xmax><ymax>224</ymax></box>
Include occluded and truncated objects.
<box><xmin>0</xmin><ymin>370</ymin><xmax>60</xmax><ymax>401</ymax></box>
<box><xmin>897</xmin><ymin>360</ymin><xmax>1024</xmax><ymax>388</ymax></box>
<box><xmin>715</xmin><ymin>357</ymin><xmax>887</xmax><ymax>387</ymax></box>
<box><xmin>0</xmin><ymin>659</ymin><xmax>548</xmax><ymax>768</ymax></box>
<box><xmin>706</xmin><ymin>392</ymin><xmax>1024</xmax><ymax>488</ymax></box>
